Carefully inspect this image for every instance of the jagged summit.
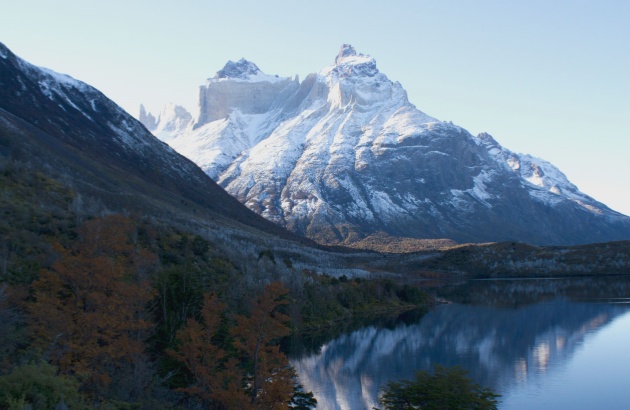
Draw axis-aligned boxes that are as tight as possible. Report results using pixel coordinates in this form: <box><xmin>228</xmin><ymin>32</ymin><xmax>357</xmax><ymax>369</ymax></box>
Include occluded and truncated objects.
<box><xmin>336</xmin><ymin>44</ymin><xmax>357</xmax><ymax>61</ymax></box>
<box><xmin>327</xmin><ymin>44</ymin><xmax>378</xmax><ymax>78</ymax></box>
<box><xmin>214</xmin><ymin>58</ymin><xmax>262</xmax><ymax>80</ymax></box>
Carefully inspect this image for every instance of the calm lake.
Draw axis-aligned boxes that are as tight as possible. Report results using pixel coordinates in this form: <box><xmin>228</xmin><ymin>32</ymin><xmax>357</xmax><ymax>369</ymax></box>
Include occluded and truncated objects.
<box><xmin>288</xmin><ymin>277</ymin><xmax>630</xmax><ymax>409</ymax></box>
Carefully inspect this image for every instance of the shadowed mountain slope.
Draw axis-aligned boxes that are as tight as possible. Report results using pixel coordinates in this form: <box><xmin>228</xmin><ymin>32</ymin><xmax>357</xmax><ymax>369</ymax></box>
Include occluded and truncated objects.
<box><xmin>0</xmin><ymin>42</ymin><xmax>317</xmax><ymax>248</ymax></box>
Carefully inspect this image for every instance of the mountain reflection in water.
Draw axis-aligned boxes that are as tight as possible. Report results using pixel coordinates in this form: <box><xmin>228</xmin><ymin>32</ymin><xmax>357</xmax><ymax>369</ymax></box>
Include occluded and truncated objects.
<box><xmin>289</xmin><ymin>278</ymin><xmax>630</xmax><ymax>410</ymax></box>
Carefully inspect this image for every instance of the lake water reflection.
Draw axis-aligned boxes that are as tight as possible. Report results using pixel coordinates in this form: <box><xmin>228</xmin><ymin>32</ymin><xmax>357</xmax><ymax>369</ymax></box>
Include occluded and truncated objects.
<box><xmin>289</xmin><ymin>277</ymin><xmax>630</xmax><ymax>410</ymax></box>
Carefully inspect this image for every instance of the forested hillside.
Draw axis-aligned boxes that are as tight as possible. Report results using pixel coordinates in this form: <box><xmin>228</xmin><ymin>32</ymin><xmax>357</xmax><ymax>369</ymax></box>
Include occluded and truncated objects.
<box><xmin>0</xmin><ymin>159</ymin><xmax>426</xmax><ymax>408</ymax></box>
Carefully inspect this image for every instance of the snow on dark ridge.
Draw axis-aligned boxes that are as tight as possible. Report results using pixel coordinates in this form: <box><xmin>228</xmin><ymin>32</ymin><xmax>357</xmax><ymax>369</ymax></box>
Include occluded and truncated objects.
<box><xmin>2</xmin><ymin>43</ymin><xmax>89</xmax><ymax>97</ymax></box>
<box><xmin>214</xmin><ymin>58</ymin><xmax>262</xmax><ymax>79</ymax></box>
<box><xmin>37</xmin><ymin>66</ymin><xmax>86</xmax><ymax>90</ymax></box>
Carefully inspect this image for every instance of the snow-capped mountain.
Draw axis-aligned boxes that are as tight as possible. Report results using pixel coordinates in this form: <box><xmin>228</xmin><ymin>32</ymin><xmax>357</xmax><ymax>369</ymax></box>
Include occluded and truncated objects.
<box><xmin>144</xmin><ymin>44</ymin><xmax>630</xmax><ymax>246</ymax></box>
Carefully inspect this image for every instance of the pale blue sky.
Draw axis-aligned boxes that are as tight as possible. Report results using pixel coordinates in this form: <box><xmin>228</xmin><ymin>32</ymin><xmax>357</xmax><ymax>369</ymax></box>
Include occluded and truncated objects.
<box><xmin>2</xmin><ymin>0</ymin><xmax>629</xmax><ymax>216</ymax></box>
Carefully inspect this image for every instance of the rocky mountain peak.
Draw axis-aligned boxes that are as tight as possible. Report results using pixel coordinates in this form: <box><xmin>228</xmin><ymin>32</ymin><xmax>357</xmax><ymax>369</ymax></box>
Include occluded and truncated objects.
<box><xmin>213</xmin><ymin>58</ymin><xmax>262</xmax><ymax>80</ymax></box>
<box><xmin>335</xmin><ymin>44</ymin><xmax>358</xmax><ymax>62</ymax></box>
<box><xmin>329</xmin><ymin>44</ymin><xmax>378</xmax><ymax>78</ymax></box>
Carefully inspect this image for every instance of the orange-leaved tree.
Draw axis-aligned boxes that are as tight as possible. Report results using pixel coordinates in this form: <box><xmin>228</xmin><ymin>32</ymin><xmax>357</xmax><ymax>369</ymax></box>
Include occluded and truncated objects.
<box><xmin>168</xmin><ymin>292</ymin><xmax>235</xmax><ymax>407</ymax></box>
<box><xmin>231</xmin><ymin>282</ymin><xmax>296</xmax><ymax>410</ymax></box>
<box><xmin>171</xmin><ymin>282</ymin><xmax>303</xmax><ymax>410</ymax></box>
<box><xmin>29</xmin><ymin>215</ymin><xmax>156</xmax><ymax>399</ymax></box>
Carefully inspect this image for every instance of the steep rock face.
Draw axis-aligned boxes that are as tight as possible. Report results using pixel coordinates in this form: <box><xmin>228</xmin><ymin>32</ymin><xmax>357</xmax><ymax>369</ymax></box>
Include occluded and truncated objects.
<box><xmin>196</xmin><ymin>59</ymin><xmax>298</xmax><ymax>126</ymax></box>
<box><xmin>152</xmin><ymin>45</ymin><xmax>630</xmax><ymax>246</ymax></box>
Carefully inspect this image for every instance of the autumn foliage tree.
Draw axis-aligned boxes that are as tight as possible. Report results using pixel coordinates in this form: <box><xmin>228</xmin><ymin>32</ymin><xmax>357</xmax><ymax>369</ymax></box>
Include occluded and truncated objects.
<box><xmin>231</xmin><ymin>282</ymin><xmax>294</xmax><ymax>409</ymax></box>
<box><xmin>29</xmin><ymin>215</ymin><xmax>157</xmax><ymax>400</ymax></box>
<box><xmin>168</xmin><ymin>293</ymin><xmax>232</xmax><ymax>408</ymax></box>
<box><xmin>171</xmin><ymin>282</ymin><xmax>314</xmax><ymax>409</ymax></box>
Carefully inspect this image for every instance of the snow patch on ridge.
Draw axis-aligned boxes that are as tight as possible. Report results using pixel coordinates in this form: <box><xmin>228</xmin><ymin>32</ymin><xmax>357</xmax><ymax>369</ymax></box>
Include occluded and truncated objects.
<box><xmin>471</xmin><ymin>170</ymin><xmax>493</xmax><ymax>204</ymax></box>
<box><xmin>8</xmin><ymin>51</ymin><xmax>102</xmax><ymax>126</ymax></box>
